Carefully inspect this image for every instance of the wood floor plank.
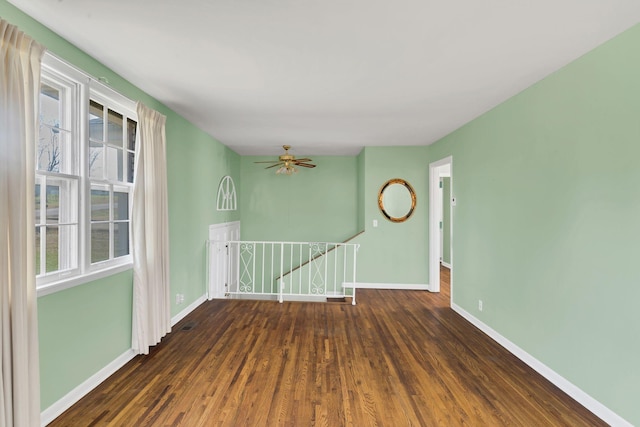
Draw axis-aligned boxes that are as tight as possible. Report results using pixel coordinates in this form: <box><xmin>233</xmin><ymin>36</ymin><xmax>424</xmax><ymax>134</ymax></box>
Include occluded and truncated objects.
<box><xmin>49</xmin><ymin>267</ymin><xmax>605</xmax><ymax>426</ymax></box>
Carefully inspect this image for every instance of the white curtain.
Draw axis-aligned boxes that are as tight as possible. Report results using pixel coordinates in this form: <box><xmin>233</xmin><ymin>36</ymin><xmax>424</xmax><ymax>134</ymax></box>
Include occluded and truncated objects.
<box><xmin>0</xmin><ymin>19</ymin><xmax>44</xmax><ymax>427</ymax></box>
<box><xmin>131</xmin><ymin>102</ymin><xmax>171</xmax><ymax>355</ymax></box>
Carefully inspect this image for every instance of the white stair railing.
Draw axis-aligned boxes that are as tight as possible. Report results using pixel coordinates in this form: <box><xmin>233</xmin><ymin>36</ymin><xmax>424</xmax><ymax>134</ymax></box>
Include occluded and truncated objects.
<box><xmin>221</xmin><ymin>241</ymin><xmax>359</xmax><ymax>304</ymax></box>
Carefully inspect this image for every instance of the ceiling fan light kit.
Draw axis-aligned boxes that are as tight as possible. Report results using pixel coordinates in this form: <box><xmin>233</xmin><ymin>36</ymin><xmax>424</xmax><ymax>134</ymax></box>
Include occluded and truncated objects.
<box><xmin>276</xmin><ymin>163</ymin><xmax>297</xmax><ymax>175</ymax></box>
<box><xmin>255</xmin><ymin>145</ymin><xmax>316</xmax><ymax>175</ymax></box>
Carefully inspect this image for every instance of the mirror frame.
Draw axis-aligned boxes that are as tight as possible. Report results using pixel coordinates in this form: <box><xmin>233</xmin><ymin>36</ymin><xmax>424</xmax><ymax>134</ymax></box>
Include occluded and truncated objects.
<box><xmin>378</xmin><ymin>178</ymin><xmax>417</xmax><ymax>223</ymax></box>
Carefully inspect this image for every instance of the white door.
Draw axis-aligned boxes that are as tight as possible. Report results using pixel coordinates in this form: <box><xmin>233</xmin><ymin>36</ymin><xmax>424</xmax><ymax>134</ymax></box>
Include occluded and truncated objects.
<box><xmin>208</xmin><ymin>221</ymin><xmax>240</xmax><ymax>299</ymax></box>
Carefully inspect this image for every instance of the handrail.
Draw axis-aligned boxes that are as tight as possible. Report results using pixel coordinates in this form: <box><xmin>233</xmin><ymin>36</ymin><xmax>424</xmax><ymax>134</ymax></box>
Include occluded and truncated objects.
<box><xmin>343</xmin><ymin>230</ymin><xmax>365</xmax><ymax>242</ymax></box>
<box><xmin>277</xmin><ymin>230</ymin><xmax>364</xmax><ymax>278</ymax></box>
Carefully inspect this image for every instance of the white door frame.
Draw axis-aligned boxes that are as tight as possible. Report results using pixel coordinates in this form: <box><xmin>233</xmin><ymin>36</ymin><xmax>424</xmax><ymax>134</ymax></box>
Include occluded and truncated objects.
<box><xmin>428</xmin><ymin>156</ymin><xmax>453</xmax><ymax>295</ymax></box>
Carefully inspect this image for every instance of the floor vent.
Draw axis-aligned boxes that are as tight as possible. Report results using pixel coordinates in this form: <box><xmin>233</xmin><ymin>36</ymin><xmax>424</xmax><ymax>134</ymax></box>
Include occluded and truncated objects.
<box><xmin>181</xmin><ymin>322</ymin><xmax>196</xmax><ymax>331</ymax></box>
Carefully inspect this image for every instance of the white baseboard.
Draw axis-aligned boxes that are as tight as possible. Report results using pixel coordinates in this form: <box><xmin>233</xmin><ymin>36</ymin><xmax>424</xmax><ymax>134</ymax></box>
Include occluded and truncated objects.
<box><xmin>41</xmin><ymin>349</ymin><xmax>136</xmax><ymax>426</ymax></box>
<box><xmin>441</xmin><ymin>261</ymin><xmax>452</xmax><ymax>269</ymax></box>
<box><xmin>42</xmin><ymin>295</ymin><xmax>207</xmax><ymax>426</ymax></box>
<box><xmin>283</xmin><ymin>295</ymin><xmax>327</xmax><ymax>302</ymax></box>
<box><xmin>227</xmin><ymin>293</ymin><xmax>278</xmax><ymax>301</ymax></box>
<box><xmin>227</xmin><ymin>294</ymin><xmax>339</xmax><ymax>303</ymax></box>
<box><xmin>343</xmin><ymin>282</ymin><xmax>429</xmax><ymax>290</ymax></box>
<box><xmin>171</xmin><ymin>294</ymin><xmax>207</xmax><ymax>327</ymax></box>
<box><xmin>451</xmin><ymin>303</ymin><xmax>632</xmax><ymax>427</ymax></box>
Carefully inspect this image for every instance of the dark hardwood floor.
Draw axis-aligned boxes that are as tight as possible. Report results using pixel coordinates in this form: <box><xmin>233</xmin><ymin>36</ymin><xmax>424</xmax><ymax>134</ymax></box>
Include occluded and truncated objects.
<box><xmin>49</xmin><ymin>266</ymin><xmax>604</xmax><ymax>426</ymax></box>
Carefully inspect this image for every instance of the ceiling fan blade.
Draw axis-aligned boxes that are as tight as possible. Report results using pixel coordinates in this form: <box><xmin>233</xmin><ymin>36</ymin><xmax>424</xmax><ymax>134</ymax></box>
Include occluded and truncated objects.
<box><xmin>265</xmin><ymin>163</ymin><xmax>284</xmax><ymax>169</ymax></box>
<box><xmin>255</xmin><ymin>146</ymin><xmax>316</xmax><ymax>172</ymax></box>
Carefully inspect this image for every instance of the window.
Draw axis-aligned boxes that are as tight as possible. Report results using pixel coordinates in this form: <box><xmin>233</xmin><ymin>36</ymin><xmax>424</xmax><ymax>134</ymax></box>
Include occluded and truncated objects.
<box><xmin>87</xmin><ymin>96</ymin><xmax>136</xmax><ymax>265</ymax></box>
<box><xmin>36</xmin><ymin>53</ymin><xmax>137</xmax><ymax>293</ymax></box>
<box><xmin>36</xmin><ymin>63</ymin><xmax>80</xmax><ymax>279</ymax></box>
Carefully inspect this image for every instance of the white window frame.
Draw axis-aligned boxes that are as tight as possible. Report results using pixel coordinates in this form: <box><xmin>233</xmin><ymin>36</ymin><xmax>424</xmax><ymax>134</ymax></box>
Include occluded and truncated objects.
<box><xmin>87</xmin><ymin>81</ymin><xmax>136</xmax><ymax>273</ymax></box>
<box><xmin>36</xmin><ymin>53</ymin><xmax>137</xmax><ymax>297</ymax></box>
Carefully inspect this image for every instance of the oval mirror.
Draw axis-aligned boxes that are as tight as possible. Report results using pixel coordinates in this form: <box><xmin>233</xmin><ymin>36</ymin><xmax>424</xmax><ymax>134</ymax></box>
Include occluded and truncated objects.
<box><xmin>378</xmin><ymin>178</ymin><xmax>416</xmax><ymax>223</ymax></box>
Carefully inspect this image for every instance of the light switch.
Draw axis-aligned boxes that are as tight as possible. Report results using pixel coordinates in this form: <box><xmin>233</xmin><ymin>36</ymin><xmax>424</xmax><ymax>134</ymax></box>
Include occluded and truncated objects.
<box><xmin>373</xmin><ymin>219</ymin><xmax>378</xmax><ymax>227</ymax></box>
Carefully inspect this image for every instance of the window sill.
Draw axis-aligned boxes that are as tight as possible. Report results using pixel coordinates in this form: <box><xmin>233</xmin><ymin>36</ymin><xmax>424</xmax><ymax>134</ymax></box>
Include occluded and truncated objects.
<box><xmin>37</xmin><ymin>262</ymin><xmax>133</xmax><ymax>298</ymax></box>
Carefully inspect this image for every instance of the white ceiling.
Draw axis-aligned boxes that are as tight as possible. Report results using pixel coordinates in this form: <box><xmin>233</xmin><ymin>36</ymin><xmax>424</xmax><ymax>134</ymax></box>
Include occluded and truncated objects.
<box><xmin>8</xmin><ymin>0</ymin><xmax>640</xmax><ymax>156</ymax></box>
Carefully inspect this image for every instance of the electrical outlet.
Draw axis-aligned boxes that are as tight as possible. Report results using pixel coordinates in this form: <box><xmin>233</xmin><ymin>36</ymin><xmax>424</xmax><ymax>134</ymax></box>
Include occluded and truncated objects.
<box><xmin>478</xmin><ymin>300</ymin><xmax>483</xmax><ymax>311</ymax></box>
<box><xmin>176</xmin><ymin>293</ymin><xmax>184</xmax><ymax>305</ymax></box>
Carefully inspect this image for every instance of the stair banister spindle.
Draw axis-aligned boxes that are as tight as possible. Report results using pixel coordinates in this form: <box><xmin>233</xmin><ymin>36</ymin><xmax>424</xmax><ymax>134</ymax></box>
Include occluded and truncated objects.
<box><xmin>279</xmin><ymin>243</ymin><xmax>284</xmax><ymax>303</ymax></box>
<box><xmin>270</xmin><ymin>242</ymin><xmax>274</xmax><ymax>293</ymax></box>
<box><xmin>343</xmin><ymin>245</ymin><xmax>347</xmax><ymax>296</ymax></box>
<box><xmin>261</xmin><ymin>242</ymin><xmax>265</xmax><ymax>293</ymax></box>
<box><xmin>352</xmin><ymin>245</ymin><xmax>358</xmax><ymax>305</ymax></box>
<box><xmin>324</xmin><ymin>244</ymin><xmax>328</xmax><ymax>294</ymax></box>
<box><xmin>299</xmin><ymin>243</ymin><xmax>303</xmax><ymax>294</ymax></box>
<box><xmin>333</xmin><ymin>244</ymin><xmax>338</xmax><ymax>295</ymax></box>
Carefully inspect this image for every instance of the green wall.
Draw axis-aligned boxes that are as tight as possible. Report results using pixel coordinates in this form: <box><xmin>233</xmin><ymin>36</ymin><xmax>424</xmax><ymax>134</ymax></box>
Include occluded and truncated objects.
<box><xmin>167</xmin><ymin>121</ymin><xmax>240</xmax><ymax>310</ymax></box>
<box><xmin>240</xmin><ymin>155</ymin><xmax>358</xmax><ymax>242</ymax></box>
<box><xmin>5</xmin><ymin>0</ymin><xmax>638</xmax><ymax>423</ymax></box>
<box><xmin>428</xmin><ymin>24</ymin><xmax>640</xmax><ymax>425</ymax></box>
<box><xmin>353</xmin><ymin>146</ymin><xmax>429</xmax><ymax>284</ymax></box>
<box><xmin>240</xmin><ymin>149</ymin><xmax>432</xmax><ymax>290</ymax></box>
<box><xmin>441</xmin><ymin>177</ymin><xmax>451</xmax><ymax>265</ymax></box>
<box><xmin>38</xmin><ymin>271</ymin><xmax>133</xmax><ymax>409</ymax></box>
<box><xmin>240</xmin><ymin>147</ymin><xmax>431</xmax><ymax>287</ymax></box>
<box><xmin>240</xmin><ymin>147</ymin><xmax>430</xmax><ymax>288</ymax></box>
<box><xmin>1</xmin><ymin>0</ymin><xmax>240</xmax><ymax>410</ymax></box>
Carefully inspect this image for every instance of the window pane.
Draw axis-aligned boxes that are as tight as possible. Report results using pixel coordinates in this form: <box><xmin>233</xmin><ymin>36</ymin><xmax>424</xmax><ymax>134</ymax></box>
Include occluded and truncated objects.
<box><xmin>49</xmin><ymin>178</ymin><xmax>78</xmax><ymax>224</ymax></box>
<box><xmin>106</xmin><ymin>147</ymin><xmax>123</xmax><ymax>181</ymax></box>
<box><xmin>114</xmin><ymin>222</ymin><xmax>129</xmax><ymax>258</ymax></box>
<box><xmin>91</xmin><ymin>223</ymin><xmax>110</xmax><ymax>263</ymax></box>
<box><xmin>89</xmin><ymin>141</ymin><xmax>104</xmax><ymax>179</ymax></box>
<box><xmin>38</xmin><ymin>125</ymin><xmax>67</xmax><ymax>173</ymax></box>
<box><xmin>35</xmin><ymin>184</ymin><xmax>41</xmax><ymax>224</ymax></box>
<box><xmin>114</xmin><ymin>192</ymin><xmax>128</xmax><ymax>220</ymax></box>
<box><xmin>45</xmin><ymin>226</ymin><xmax>59</xmax><ymax>273</ymax></box>
<box><xmin>127</xmin><ymin>152</ymin><xmax>135</xmax><ymax>183</ymax></box>
<box><xmin>89</xmin><ymin>100</ymin><xmax>104</xmax><ymax>141</ymax></box>
<box><xmin>91</xmin><ymin>189</ymin><xmax>109</xmax><ymax>221</ymax></box>
<box><xmin>108</xmin><ymin>109</ymin><xmax>123</xmax><ymax>147</ymax></box>
<box><xmin>127</xmin><ymin>118</ymin><xmax>136</xmax><ymax>151</ymax></box>
<box><xmin>46</xmin><ymin>185</ymin><xmax>60</xmax><ymax>223</ymax></box>
<box><xmin>35</xmin><ymin>227</ymin><xmax>41</xmax><ymax>275</ymax></box>
<box><xmin>40</xmin><ymin>83</ymin><xmax>60</xmax><ymax>128</ymax></box>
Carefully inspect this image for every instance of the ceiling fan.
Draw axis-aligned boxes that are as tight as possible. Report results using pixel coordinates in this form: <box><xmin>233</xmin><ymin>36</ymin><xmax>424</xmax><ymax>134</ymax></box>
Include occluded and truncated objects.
<box><xmin>254</xmin><ymin>145</ymin><xmax>316</xmax><ymax>175</ymax></box>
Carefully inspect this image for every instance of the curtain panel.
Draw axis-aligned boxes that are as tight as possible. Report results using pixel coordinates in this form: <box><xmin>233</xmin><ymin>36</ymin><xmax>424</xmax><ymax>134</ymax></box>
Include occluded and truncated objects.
<box><xmin>131</xmin><ymin>102</ymin><xmax>171</xmax><ymax>355</ymax></box>
<box><xmin>0</xmin><ymin>19</ymin><xmax>44</xmax><ymax>427</ymax></box>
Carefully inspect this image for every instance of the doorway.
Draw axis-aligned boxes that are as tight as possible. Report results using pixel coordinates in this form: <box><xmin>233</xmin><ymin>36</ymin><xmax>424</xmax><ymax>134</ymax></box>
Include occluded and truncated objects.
<box><xmin>428</xmin><ymin>156</ymin><xmax>453</xmax><ymax>303</ymax></box>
